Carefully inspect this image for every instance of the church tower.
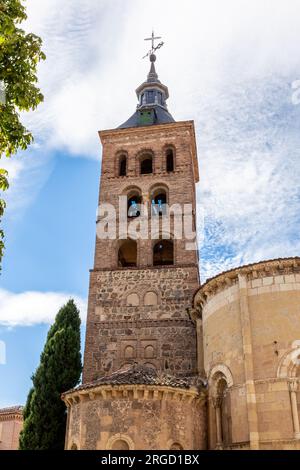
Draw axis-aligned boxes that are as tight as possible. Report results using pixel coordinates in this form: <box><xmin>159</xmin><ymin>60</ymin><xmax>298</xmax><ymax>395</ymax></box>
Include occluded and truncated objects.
<box><xmin>63</xmin><ymin>36</ymin><xmax>206</xmax><ymax>450</ymax></box>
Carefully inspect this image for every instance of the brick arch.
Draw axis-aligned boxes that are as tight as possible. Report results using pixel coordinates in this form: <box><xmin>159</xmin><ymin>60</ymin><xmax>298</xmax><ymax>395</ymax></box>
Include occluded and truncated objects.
<box><xmin>106</xmin><ymin>433</ymin><xmax>135</xmax><ymax>450</ymax></box>
<box><xmin>121</xmin><ymin>184</ymin><xmax>142</xmax><ymax>197</ymax></box>
<box><xmin>149</xmin><ymin>182</ymin><xmax>169</xmax><ymax>197</ymax></box>
<box><xmin>162</xmin><ymin>143</ymin><xmax>176</xmax><ymax>172</ymax></box>
<box><xmin>136</xmin><ymin>148</ymin><xmax>155</xmax><ymax>160</ymax></box>
<box><xmin>167</xmin><ymin>438</ymin><xmax>185</xmax><ymax>450</ymax></box>
<box><xmin>277</xmin><ymin>342</ymin><xmax>300</xmax><ymax>378</ymax></box>
<box><xmin>136</xmin><ymin>148</ymin><xmax>155</xmax><ymax>175</ymax></box>
<box><xmin>115</xmin><ymin>150</ymin><xmax>128</xmax><ymax>177</ymax></box>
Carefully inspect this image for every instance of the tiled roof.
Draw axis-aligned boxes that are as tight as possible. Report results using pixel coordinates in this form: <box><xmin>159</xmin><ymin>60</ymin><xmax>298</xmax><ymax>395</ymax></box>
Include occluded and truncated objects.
<box><xmin>0</xmin><ymin>405</ymin><xmax>23</xmax><ymax>415</ymax></box>
<box><xmin>63</xmin><ymin>365</ymin><xmax>206</xmax><ymax>396</ymax></box>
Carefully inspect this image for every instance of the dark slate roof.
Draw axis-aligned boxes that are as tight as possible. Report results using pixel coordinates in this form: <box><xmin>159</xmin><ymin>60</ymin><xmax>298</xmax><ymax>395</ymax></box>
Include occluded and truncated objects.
<box><xmin>63</xmin><ymin>365</ymin><xmax>206</xmax><ymax>396</ymax></box>
<box><xmin>118</xmin><ymin>106</ymin><xmax>175</xmax><ymax>129</ymax></box>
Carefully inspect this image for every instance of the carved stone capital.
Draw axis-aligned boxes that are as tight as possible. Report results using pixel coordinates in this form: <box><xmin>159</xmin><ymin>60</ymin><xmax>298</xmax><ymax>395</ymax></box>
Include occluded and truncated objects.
<box><xmin>289</xmin><ymin>380</ymin><xmax>299</xmax><ymax>393</ymax></box>
<box><xmin>187</xmin><ymin>307</ymin><xmax>202</xmax><ymax>323</ymax></box>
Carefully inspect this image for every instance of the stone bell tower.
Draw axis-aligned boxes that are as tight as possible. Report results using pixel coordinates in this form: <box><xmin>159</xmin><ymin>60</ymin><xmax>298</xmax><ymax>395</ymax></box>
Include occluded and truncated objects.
<box><xmin>63</xmin><ymin>36</ymin><xmax>206</xmax><ymax>450</ymax></box>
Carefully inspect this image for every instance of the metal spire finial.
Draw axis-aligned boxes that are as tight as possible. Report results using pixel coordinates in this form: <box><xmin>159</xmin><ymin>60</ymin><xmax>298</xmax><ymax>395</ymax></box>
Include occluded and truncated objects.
<box><xmin>143</xmin><ymin>30</ymin><xmax>164</xmax><ymax>60</ymax></box>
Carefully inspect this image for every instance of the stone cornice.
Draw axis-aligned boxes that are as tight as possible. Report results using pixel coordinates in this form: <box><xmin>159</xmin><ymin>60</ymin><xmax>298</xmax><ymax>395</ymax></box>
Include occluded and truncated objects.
<box><xmin>86</xmin><ymin>319</ymin><xmax>194</xmax><ymax>328</ymax></box>
<box><xmin>0</xmin><ymin>411</ymin><xmax>23</xmax><ymax>422</ymax></box>
<box><xmin>62</xmin><ymin>383</ymin><xmax>206</xmax><ymax>406</ymax></box>
<box><xmin>91</xmin><ymin>264</ymin><xmax>198</xmax><ymax>274</ymax></box>
<box><xmin>98</xmin><ymin>120</ymin><xmax>195</xmax><ymax>140</ymax></box>
<box><xmin>194</xmin><ymin>257</ymin><xmax>300</xmax><ymax>307</ymax></box>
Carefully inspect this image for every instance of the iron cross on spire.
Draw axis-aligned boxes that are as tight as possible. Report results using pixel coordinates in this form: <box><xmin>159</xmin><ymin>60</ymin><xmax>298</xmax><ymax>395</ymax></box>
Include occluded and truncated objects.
<box><xmin>143</xmin><ymin>30</ymin><xmax>164</xmax><ymax>59</ymax></box>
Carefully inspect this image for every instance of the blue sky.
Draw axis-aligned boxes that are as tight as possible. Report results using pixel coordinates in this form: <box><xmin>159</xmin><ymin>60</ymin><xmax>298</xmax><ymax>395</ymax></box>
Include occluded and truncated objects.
<box><xmin>1</xmin><ymin>0</ymin><xmax>300</xmax><ymax>407</ymax></box>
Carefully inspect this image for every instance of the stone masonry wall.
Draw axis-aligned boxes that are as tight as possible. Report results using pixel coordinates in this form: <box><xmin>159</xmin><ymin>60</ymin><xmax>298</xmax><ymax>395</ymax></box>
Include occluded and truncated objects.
<box><xmin>83</xmin><ymin>266</ymin><xmax>199</xmax><ymax>383</ymax></box>
<box><xmin>83</xmin><ymin>121</ymin><xmax>200</xmax><ymax>383</ymax></box>
<box><xmin>194</xmin><ymin>258</ymin><xmax>300</xmax><ymax>450</ymax></box>
<box><xmin>65</xmin><ymin>388</ymin><xmax>206</xmax><ymax>450</ymax></box>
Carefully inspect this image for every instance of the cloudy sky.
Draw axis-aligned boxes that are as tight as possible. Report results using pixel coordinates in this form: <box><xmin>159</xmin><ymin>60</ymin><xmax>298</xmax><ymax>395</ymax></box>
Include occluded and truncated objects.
<box><xmin>1</xmin><ymin>0</ymin><xmax>300</xmax><ymax>407</ymax></box>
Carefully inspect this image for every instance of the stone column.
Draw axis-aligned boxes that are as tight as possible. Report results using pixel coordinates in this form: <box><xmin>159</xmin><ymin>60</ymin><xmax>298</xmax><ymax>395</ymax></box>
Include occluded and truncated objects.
<box><xmin>213</xmin><ymin>396</ymin><xmax>223</xmax><ymax>449</ymax></box>
<box><xmin>64</xmin><ymin>402</ymin><xmax>71</xmax><ymax>450</ymax></box>
<box><xmin>188</xmin><ymin>307</ymin><xmax>205</xmax><ymax>376</ymax></box>
<box><xmin>196</xmin><ymin>317</ymin><xmax>205</xmax><ymax>376</ymax></box>
<box><xmin>238</xmin><ymin>274</ymin><xmax>260</xmax><ymax>450</ymax></box>
<box><xmin>289</xmin><ymin>380</ymin><xmax>300</xmax><ymax>439</ymax></box>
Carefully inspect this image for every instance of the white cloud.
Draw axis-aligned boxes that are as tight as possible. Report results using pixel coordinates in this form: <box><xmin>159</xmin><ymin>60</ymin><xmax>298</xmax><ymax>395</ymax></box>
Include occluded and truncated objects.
<box><xmin>0</xmin><ymin>289</ymin><xmax>87</xmax><ymax>327</ymax></box>
<box><xmin>195</xmin><ymin>74</ymin><xmax>300</xmax><ymax>280</ymax></box>
<box><xmin>20</xmin><ymin>0</ymin><xmax>300</xmax><ymax>158</ymax></box>
<box><xmin>1</xmin><ymin>149</ymin><xmax>53</xmax><ymax>219</ymax></box>
<box><xmin>3</xmin><ymin>0</ymin><xmax>300</xmax><ymax>279</ymax></box>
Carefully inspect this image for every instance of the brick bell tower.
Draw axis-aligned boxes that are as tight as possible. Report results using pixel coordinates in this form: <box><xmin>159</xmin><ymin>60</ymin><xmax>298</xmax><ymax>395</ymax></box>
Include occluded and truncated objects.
<box><xmin>63</xmin><ymin>36</ymin><xmax>207</xmax><ymax>450</ymax></box>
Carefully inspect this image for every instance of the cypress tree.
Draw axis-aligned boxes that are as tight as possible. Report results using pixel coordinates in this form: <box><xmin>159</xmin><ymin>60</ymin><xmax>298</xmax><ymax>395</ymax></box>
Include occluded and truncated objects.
<box><xmin>19</xmin><ymin>299</ymin><xmax>82</xmax><ymax>450</ymax></box>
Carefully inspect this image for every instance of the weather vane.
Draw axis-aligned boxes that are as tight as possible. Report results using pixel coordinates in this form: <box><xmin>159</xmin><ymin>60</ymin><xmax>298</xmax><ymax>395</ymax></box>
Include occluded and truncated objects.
<box><xmin>143</xmin><ymin>30</ymin><xmax>164</xmax><ymax>59</ymax></box>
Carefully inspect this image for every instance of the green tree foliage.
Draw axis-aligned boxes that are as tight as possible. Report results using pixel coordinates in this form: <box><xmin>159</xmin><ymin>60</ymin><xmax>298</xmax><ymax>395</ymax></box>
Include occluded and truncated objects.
<box><xmin>0</xmin><ymin>0</ymin><xmax>45</xmax><ymax>266</ymax></box>
<box><xmin>19</xmin><ymin>300</ymin><xmax>82</xmax><ymax>450</ymax></box>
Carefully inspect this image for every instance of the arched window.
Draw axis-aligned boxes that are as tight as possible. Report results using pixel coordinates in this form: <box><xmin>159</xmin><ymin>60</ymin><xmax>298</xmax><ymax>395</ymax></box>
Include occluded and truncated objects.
<box><xmin>144</xmin><ymin>291</ymin><xmax>158</xmax><ymax>306</ymax></box>
<box><xmin>127</xmin><ymin>193</ymin><xmax>142</xmax><ymax>218</ymax></box>
<box><xmin>106</xmin><ymin>434</ymin><xmax>134</xmax><ymax>450</ymax></box>
<box><xmin>210</xmin><ymin>369</ymin><xmax>233</xmax><ymax>449</ymax></box>
<box><xmin>144</xmin><ymin>345</ymin><xmax>155</xmax><ymax>359</ymax></box>
<box><xmin>119</xmin><ymin>155</ymin><xmax>127</xmax><ymax>176</ymax></box>
<box><xmin>71</xmin><ymin>443</ymin><xmax>78</xmax><ymax>450</ymax></box>
<box><xmin>124</xmin><ymin>345</ymin><xmax>135</xmax><ymax>359</ymax></box>
<box><xmin>166</xmin><ymin>148</ymin><xmax>174</xmax><ymax>172</ymax></box>
<box><xmin>151</xmin><ymin>190</ymin><xmax>167</xmax><ymax>216</ymax></box>
<box><xmin>140</xmin><ymin>154</ymin><xmax>153</xmax><ymax>174</ymax></box>
<box><xmin>127</xmin><ymin>293</ymin><xmax>139</xmax><ymax>306</ymax></box>
<box><xmin>153</xmin><ymin>240</ymin><xmax>174</xmax><ymax>266</ymax></box>
<box><xmin>118</xmin><ymin>240</ymin><xmax>137</xmax><ymax>267</ymax></box>
<box><xmin>111</xmin><ymin>439</ymin><xmax>130</xmax><ymax>450</ymax></box>
<box><xmin>170</xmin><ymin>443</ymin><xmax>183</xmax><ymax>450</ymax></box>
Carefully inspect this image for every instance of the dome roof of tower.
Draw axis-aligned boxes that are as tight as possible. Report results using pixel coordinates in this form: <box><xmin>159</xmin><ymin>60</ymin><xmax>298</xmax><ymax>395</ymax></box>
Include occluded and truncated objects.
<box><xmin>118</xmin><ymin>106</ymin><xmax>175</xmax><ymax>129</ymax></box>
<box><xmin>118</xmin><ymin>52</ymin><xmax>175</xmax><ymax>129</ymax></box>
